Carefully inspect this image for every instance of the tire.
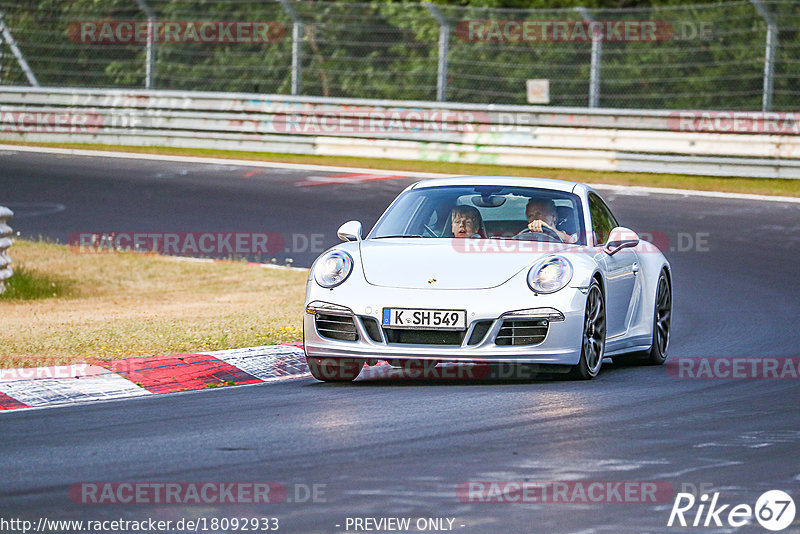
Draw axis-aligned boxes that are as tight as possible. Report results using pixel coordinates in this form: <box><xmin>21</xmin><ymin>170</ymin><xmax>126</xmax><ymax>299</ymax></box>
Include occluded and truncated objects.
<box><xmin>306</xmin><ymin>356</ymin><xmax>365</xmax><ymax>382</ymax></box>
<box><xmin>568</xmin><ymin>279</ymin><xmax>606</xmax><ymax>380</ymax></box>
<box><xmin>617</xmin><ymin>270</ymin><xmax>671</xmax><ymax>366</ymax></box>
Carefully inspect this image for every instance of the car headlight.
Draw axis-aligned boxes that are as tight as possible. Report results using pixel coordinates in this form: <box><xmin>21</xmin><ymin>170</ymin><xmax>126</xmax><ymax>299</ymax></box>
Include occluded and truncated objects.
<box><xmin>314</xmin><ymin>250</ymin><xmax>354</xmax><ymax>288</ymax></box>
<box><xmin>527</xmin><ymin>256</ymin><xmax>573</xmax><ymax>294</ymax></box>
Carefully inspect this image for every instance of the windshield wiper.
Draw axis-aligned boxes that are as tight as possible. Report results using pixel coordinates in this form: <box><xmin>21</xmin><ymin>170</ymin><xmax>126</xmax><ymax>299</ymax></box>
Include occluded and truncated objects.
<box><xmin>373</xmin><ymin>234</ymin><xmax>425</xmax><ymax>239</ymax></box>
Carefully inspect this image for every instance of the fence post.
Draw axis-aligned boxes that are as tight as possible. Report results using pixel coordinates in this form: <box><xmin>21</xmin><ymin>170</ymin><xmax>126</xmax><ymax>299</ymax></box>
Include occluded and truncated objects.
<box><xmin>424</xmin><ymin>2</ymin><xmax>449</xmax><ymax>102</ymax></box>
<box><xmin>0</xmin><ymin>10</ymin><xmax>39</xmax><ymax>86</ymax></box>
<box><xmin>0</xmin><ymin>207</ymin><xmax>13</xmax><ymax>295</ymax></box>
<box><xmin>576</xmin><ymin>7</ymin><xmax>601</xmax><ymax>108</ymax></box>
<box><xmin>279</xmin><ymin>0</ymin><xmax>303</xmax><ymax>96</ymax></box>
<box><xmin>134</xmin><ymin>0</ymin><xmax>156</xmax><ymax>89</ymax></box>
<box><xmin>750</xmin><ymin>0</ymin><xmax>776</xmax><ymax>112</ymax></box>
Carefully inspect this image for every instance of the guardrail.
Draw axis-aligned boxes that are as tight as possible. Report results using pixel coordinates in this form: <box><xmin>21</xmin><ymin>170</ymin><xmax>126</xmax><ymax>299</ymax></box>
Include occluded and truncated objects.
<box><xmin>0</xmin><ymin>87</ymin><xmax>798</xmax><ymax>179</ymax></box>
<box><xmin>0</xmin><ymin>207</ymin><xmax>13</xmax><ymax>294</ymax></box>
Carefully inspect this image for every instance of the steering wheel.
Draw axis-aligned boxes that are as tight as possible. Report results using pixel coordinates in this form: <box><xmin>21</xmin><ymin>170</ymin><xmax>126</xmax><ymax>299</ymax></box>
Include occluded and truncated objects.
<box><xmin>515</xmin><ymin>226</ymin><xmax>562</xmax><ymax>243</ymax></box>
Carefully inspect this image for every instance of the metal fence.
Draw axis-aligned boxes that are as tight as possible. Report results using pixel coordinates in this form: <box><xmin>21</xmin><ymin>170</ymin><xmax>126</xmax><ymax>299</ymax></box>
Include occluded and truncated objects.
<box><xmin>0</xmin><ymin>1</ymin><xmax>798</xmax><ymax>111</ymax></box>
<box><xmin>0</xmin><ymin>206</ymin><xmax>13</xmax><ymax>294</ymax></box>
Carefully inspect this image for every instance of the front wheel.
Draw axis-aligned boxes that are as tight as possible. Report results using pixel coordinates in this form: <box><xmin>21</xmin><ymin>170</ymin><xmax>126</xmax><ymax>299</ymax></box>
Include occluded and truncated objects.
<box><xmin>306</xmin><ymin>356</ymin><xmax>365</xmax><ymax>382</ymax></box>
<box><xmin>569</xmin><ymin>280</ymin><xmax>606</xmax><ymax>380</ymax></box>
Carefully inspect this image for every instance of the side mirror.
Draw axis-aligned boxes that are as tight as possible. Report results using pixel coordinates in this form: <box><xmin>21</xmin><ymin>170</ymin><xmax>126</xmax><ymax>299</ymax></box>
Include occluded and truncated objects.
<box><xmin>604</xmin><ymin>227</ymin><xmax>639</xmax><ymax>255</ymax></box>
<box><xmin>337</xmin><ymin>220</ymin><xmax>362</xmax><ymax>242</ymax></box>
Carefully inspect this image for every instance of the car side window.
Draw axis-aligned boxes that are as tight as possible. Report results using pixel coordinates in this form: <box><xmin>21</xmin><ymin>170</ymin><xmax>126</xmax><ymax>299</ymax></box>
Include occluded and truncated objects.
<box><xmin>588</xmin><ymin>193</ymin><xmax>619</xmax><ymax>245</ymax></box>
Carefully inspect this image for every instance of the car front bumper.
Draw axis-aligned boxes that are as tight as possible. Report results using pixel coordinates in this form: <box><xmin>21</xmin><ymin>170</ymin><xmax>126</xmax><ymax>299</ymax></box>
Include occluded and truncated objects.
<box><xmin>303</xmin><ymin>282</ymin><xmax>587</xmax><ymax>366</ymax></box>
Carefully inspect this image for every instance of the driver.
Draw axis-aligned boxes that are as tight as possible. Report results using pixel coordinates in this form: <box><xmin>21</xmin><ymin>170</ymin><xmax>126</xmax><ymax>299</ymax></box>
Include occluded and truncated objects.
<box><xmin>451</xmin><ymin>205</ymin><xmax>484</xmax><ymax>238</ymax></box>
<box><xmin>525</xmin><ymin>198</ymin><xmax>576</xmax><ymax>244</ymax></box>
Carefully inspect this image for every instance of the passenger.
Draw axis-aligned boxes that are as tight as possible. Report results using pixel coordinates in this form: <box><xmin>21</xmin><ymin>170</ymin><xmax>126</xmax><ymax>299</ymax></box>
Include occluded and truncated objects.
<box><xmin>525</xmin><ymin>198</ymin><xmax>577</xmax><ymax>243</ymax></box>
<box><xmin>451</xmin><ymin>205</ymin><xmax>484</xmax><ymax>238</ymax></box>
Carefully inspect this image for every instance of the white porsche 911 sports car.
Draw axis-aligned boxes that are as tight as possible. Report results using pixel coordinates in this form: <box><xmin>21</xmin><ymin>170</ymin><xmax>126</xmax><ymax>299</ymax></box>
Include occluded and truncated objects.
<box><xmin>303</xmin><ymin>176</ymin><xmax>672</xmax><ymax>381</ymax></box>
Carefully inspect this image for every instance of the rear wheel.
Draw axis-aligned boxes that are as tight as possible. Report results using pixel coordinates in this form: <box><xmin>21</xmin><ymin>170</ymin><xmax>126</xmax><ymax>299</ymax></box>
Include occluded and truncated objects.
<box><xmin>617</xmin><ymin>270</ymin><xmax>671</xmax><ymax>366</ymax></box>
<box><xmin>646</xmin><ymin>271</ymin><xmax>672</xmax><ymax>364</ymax></box>
<box><xmin>569</xmin><ymin>280</ymin><xmax>606</xmax><ymax>380</ymax></box>
<box><xmin>306</xmin><ymin>356</ymin><xmax>365</xmax><ymax>382</ymax></box>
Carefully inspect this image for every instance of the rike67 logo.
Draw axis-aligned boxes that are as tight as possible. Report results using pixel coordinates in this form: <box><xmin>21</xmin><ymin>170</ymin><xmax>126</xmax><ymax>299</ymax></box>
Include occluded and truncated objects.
<box><xmin>668</xmin><ymin>490</ymin><xmax>796</xmax><ymax>531</ymax></box>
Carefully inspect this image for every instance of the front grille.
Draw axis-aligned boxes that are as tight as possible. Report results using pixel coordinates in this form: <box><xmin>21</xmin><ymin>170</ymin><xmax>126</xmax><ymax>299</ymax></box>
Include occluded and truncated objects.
<box><xmin>495</xmin><ymin>319</ymin><xmax>548</xmax><ymax>346</ymax></box>
<box><xmin>383</xmin><ymin>328</ymin><xmax>466</xmax><ymax>345</ymax></box>
<box><xmin>315</xmin><ymin>313</ymin><xmax>358</xmax><ymax>341</ymax></box>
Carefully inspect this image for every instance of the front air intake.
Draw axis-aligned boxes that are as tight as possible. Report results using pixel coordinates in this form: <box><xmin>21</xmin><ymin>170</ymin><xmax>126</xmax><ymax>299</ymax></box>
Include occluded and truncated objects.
<box><xmin>495</xmin><ymin>319</ymin><xmax>548</xmax><ymax>346</ymax></box>
<box><xmin>315</xmin><ymin>313</ymin><xmax>358</xmax><ymax>341</ymax></box>
<box><xmin>467</xmin><ymin>320</ymin><xmax>493</xmax><ymax>346</ymax></box>
<box><xmin>359</xmin><ymin>316</ymin><xmax>383</xmax><ymax>343</ymax></box>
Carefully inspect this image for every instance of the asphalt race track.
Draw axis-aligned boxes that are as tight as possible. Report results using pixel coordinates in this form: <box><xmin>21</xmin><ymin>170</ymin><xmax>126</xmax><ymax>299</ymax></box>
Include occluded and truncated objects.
<box><xmin>1</xmin><ymin>149</ymin><xmax>800</xmax><ymax>533</ymax></box>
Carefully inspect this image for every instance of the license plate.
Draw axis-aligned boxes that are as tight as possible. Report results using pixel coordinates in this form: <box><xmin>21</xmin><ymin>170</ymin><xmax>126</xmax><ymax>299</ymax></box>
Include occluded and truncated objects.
<box><xmin>382</xmin><ymin>308</ymin><xmax>467</xmax><ymax>330</ymax></box>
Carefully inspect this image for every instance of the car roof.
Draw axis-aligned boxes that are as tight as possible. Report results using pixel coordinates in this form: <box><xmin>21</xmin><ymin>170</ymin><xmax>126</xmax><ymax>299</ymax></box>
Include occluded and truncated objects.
<box><xmin>409</xmin><ymin>176</ymin><xmax>582</xmax><ymax>193</ymax></box>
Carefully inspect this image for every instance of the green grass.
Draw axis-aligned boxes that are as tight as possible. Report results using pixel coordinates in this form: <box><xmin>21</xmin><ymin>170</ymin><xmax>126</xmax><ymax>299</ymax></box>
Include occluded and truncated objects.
<box><xmin>3</xmin><ymin>140</ymin><xmax>800</xmax><ymax>198</ymax></box>
<box><xmin>0</xmin><ymin>265</ymin><xmax>76</xmax><ymax>300</ymax></box>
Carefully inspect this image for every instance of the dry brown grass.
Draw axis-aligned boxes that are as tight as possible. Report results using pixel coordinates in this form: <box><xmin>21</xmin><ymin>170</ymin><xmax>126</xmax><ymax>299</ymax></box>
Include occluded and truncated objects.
<box><xmin>0</xmin><ymin>239</ymin><xmax>307</xmax><ymax>369</ymax></box>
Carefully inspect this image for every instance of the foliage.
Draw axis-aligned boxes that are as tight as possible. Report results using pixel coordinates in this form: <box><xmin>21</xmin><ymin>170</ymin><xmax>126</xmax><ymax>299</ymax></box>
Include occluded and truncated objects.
<box><xmin>1</xmin><ymin>0</ymin><xmax>797</xmax><ymax>110</ymax></box>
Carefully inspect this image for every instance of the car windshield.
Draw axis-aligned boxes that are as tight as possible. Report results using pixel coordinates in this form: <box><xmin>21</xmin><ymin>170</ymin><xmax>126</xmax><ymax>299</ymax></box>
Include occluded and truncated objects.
<box><xmin>369</xmin><ymin>185</ymin><xmax>586</xmax><ymax>245</ymax></box>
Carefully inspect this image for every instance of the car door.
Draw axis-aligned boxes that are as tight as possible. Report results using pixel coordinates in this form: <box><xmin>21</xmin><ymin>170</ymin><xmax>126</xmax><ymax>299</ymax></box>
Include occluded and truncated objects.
<box><xmin>588</xmin><ymin>193</ymin><xmax>638</xmax><ymax>338</ymax></box>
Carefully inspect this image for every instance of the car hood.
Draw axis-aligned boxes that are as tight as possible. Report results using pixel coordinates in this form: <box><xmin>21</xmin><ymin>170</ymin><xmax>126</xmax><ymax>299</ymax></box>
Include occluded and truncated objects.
<box><xmin>359</xmin><ymin>238</ymin><xmax>573</xmax><ymax>289</ymax></box>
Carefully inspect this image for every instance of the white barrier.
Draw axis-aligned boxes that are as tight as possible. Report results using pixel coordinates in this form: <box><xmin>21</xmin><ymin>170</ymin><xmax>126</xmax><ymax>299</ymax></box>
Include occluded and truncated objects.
<box><xmin>0</xmin><ymin>206</ymin><xmax>13</xmax><ymax>294</ymax></box>
<box><xmin>0</xmin><ymin>87</ymin><xmax>798</xmax><ymax>178</ymax></box>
